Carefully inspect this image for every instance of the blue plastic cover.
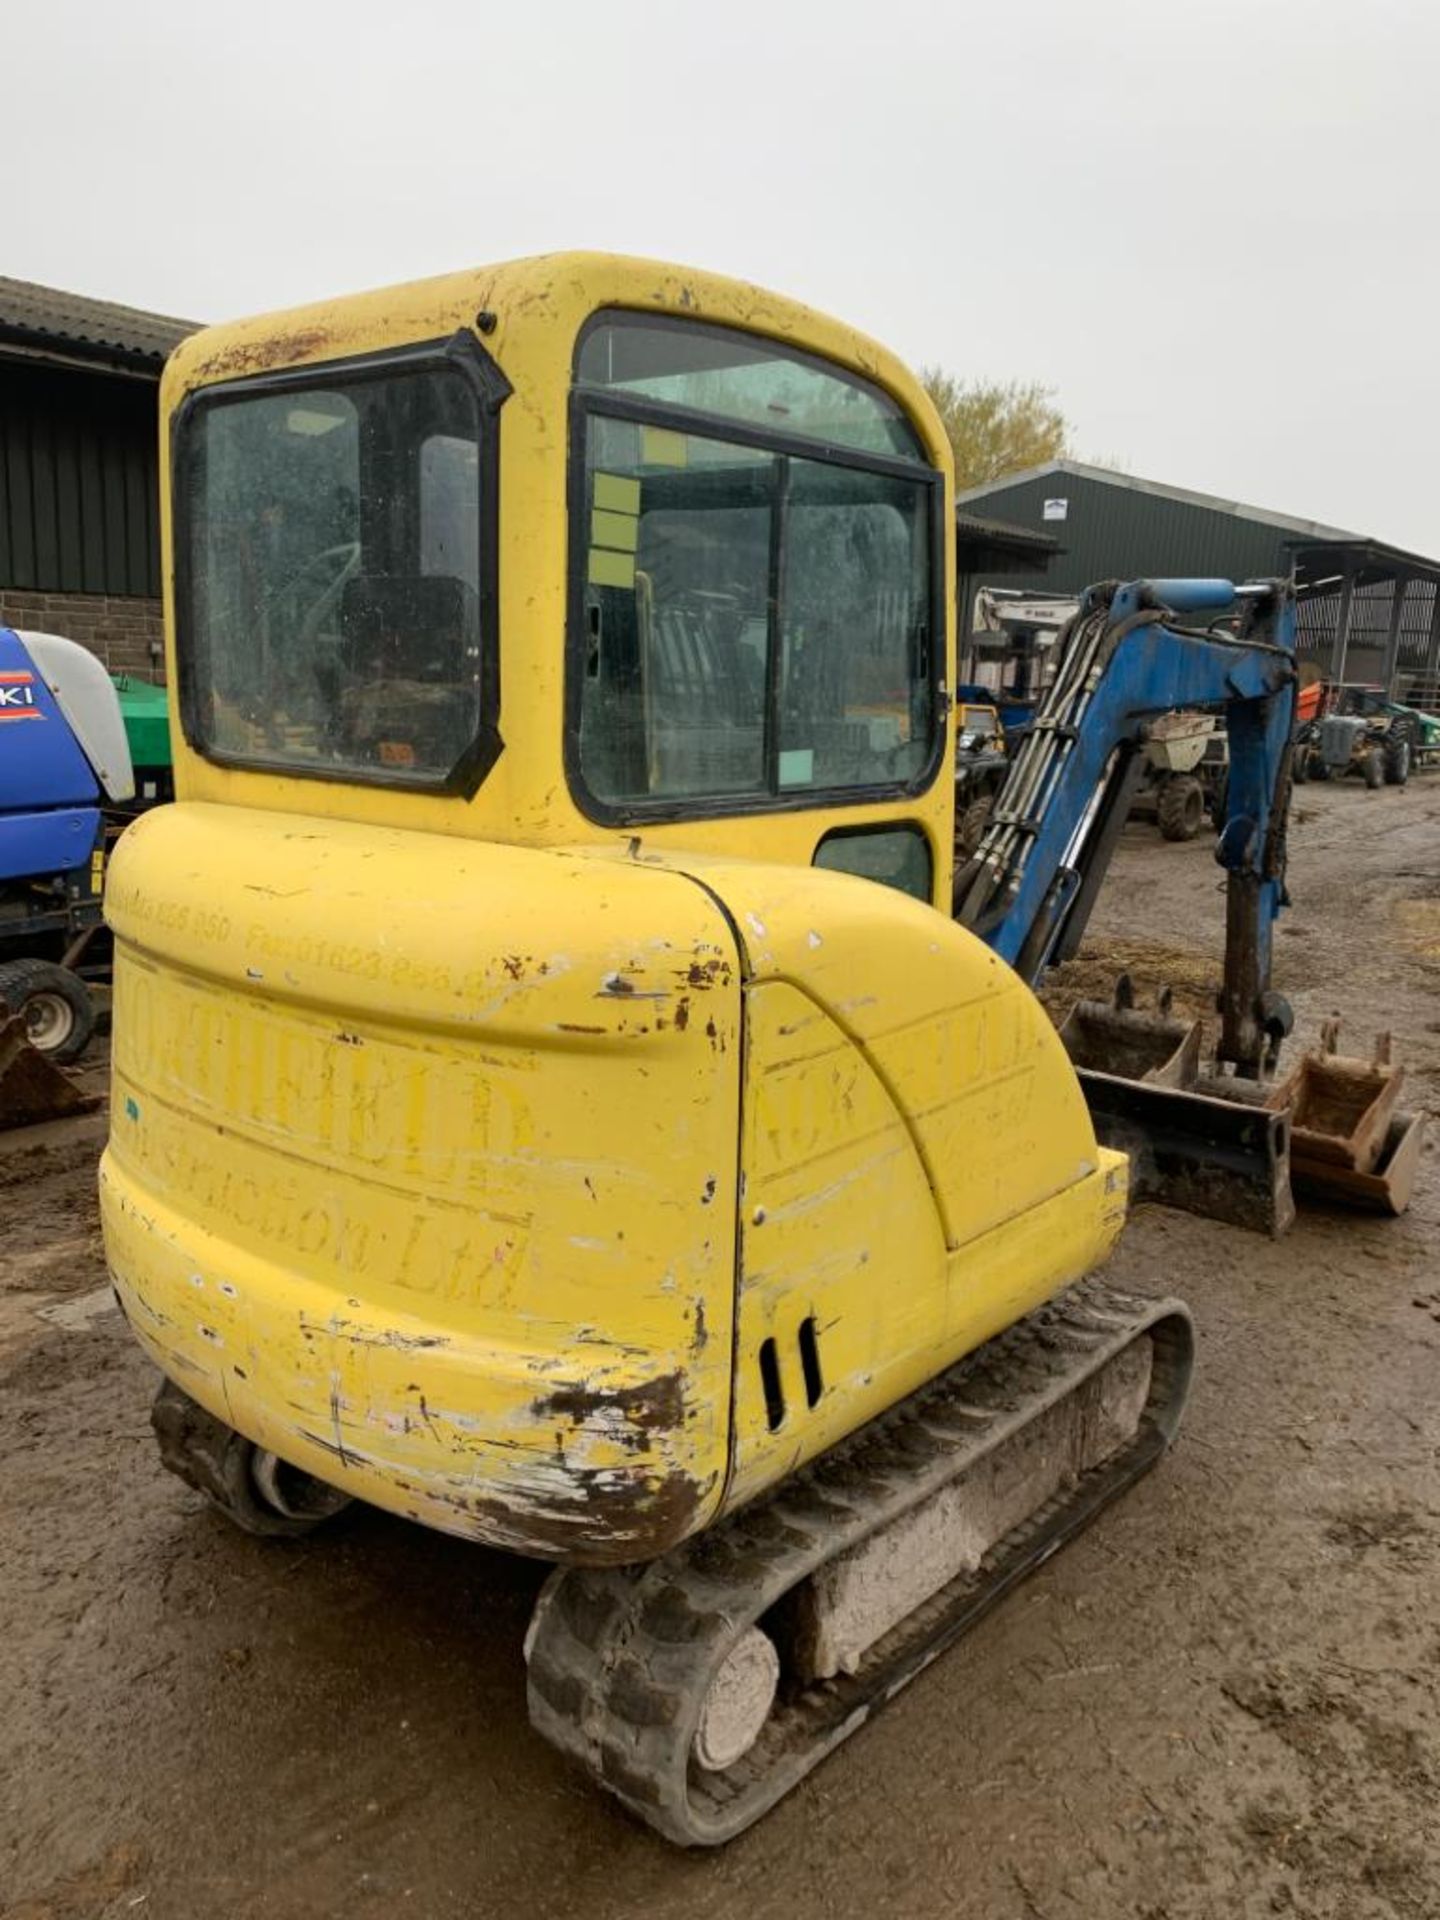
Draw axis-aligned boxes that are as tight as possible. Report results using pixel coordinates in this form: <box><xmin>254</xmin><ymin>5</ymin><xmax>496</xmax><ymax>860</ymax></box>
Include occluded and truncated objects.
<box><xmin>0</xmin><ymin>809</ymin><xmax>99</xmax><ymax>885</ymax></box>
<box><xmin>0</xmin><ymin>627</ymin><xmax>101</xmax><ymax>811</ymax></box>
<box><xmin>0</xmin><ymin>627</ymin><xmax>103</xmax><ymax>883</ymax></box>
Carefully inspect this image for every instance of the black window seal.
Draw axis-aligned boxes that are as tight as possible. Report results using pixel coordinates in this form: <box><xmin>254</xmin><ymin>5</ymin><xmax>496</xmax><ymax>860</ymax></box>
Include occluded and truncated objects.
<box><xmin>563</xmin><ymin>388</ymin><xmax>948</xmax><ymax>830</ymax></box>
<box><xmin>171</xmin><ymin>329</ymin><xmax>511</xmax><ymax>799</ymax></box>
<box><xmin>573</xmin><ymin>307</ymin><xmax>930</xmax><ymax>469</ymax></box>
<box><xmin>762</xmin><ymin>454</ymin><xmax>788</xmax><ymax>794</ymax></box>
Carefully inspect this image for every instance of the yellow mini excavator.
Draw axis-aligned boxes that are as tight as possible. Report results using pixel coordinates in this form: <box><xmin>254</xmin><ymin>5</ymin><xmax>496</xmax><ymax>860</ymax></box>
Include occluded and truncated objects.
<box><xmin>100</xmin><ymin>254</ymin><xmax>1300</xmax><ymax>1843</ymax></box>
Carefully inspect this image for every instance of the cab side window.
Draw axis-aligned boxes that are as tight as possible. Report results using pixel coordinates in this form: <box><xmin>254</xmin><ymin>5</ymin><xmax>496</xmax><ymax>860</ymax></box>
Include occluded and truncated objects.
<box><xmin>572</xmin><ymin>317</ymin><xmax>941</xmax><ymax>820</ymax></box>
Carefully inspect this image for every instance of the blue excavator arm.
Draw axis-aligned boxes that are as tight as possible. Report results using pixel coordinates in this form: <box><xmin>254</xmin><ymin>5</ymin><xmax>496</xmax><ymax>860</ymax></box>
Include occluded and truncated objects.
<box><xmin>956</xmin><ymin>577</ymin><xmax>1297</xmax><ymax>1079</ymax></box>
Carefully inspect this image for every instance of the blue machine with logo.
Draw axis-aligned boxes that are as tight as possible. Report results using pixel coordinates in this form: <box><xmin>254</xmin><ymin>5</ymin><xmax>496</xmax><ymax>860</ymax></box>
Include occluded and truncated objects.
<box><xmin>0</xmin><ymin>626</ymin><xmax>137</xmax><ymax>1068</ymax></box>
<box><xmin>0</xmin><ymin>626</ymin><xmax>106</xmax><ymax>889</ymax></box>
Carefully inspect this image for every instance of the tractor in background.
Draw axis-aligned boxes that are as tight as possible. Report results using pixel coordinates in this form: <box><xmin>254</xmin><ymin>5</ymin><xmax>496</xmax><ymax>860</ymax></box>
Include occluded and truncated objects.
<box><xmin>112</xmin><ymin>672</ymin><xmax>176</xmax><ymax>806</ymax></box>
<box><xmin>1293</xmin><ymin>681</ymin><xmax>1417</xmax><ymax>787</ymax></box>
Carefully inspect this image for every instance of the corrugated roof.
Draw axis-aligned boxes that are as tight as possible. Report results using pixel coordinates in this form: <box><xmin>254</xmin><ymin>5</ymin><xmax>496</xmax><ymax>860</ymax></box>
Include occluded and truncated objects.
<box><xmin>1285</xmin><ymin>534</ymin><xmax>1440</xmax><ymax>583</ymax></box>
<box><xmin>956</xmin><ymin>509</ymin><xmax>1060</xmax><ymax>554</ymax></box>
<box><xmin>0</xmin><ymin>275</ymin><xmax>196</xmax><ymax>367</ymax></box>
<box><xmin>956</xmin><ymin>457</ymin><xmax>1361</xmax><ymax>545</ymax></box>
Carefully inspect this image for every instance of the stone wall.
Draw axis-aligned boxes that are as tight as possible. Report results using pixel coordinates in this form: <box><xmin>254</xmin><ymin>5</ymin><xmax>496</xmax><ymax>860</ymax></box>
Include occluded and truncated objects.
<box><xmin>0</xmin><ymin>589</ymin><xmax>165</xmax><ymax>681</ymax></box>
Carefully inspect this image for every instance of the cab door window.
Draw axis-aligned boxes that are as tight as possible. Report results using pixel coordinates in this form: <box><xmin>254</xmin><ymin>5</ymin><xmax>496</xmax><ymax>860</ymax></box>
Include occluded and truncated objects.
<box><xmin>579</xmin><ymin>419</ymin><xmax>775</xmax><ymax>805</ymax></box>
<box><xmin>571</xmin><ymin>319</ymin><xmax>941</xmax><ymax>821</ymax></box>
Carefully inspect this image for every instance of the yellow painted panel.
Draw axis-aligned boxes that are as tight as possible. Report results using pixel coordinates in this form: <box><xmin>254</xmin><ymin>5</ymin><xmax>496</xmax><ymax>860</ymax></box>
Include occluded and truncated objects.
<box><xmin>588</xmin><ymin>846</ymin><xmax>1102</xmax><ymax>1252</ymax></box>
<box><xmin>728</xmin><ymin>980</ymin><xmax>948</xmax><ymax>1506</ymax></box>
<box><xmin>725</xmin><ymin>977</ymin><xmax>1126</xmax><ymax>1514</ymax></box>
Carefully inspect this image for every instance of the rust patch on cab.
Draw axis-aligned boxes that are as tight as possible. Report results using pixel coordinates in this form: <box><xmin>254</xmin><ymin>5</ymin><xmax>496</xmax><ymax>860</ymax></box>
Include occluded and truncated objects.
<box><xmin>191</xmin><ymin>326</ymin><xmax>339</xmax><ymax>383</ymax></box>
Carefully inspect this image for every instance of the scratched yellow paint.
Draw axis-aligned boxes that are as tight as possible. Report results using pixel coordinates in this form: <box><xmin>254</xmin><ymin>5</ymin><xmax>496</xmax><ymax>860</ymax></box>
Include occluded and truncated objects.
<box><xmin>101</xmin><ymin>254</ymin><xmax>1126</xmax><ymax>1566</ymax></box>
<box><xmin>102</xmin><ymin>803</ymin><xmax>743</xmax><ymax>1560</ymax></box>
<box><xmin>613</xmin><ymin>856</ymin><xmax>1126</xmax><ymax>1506</ymax></box>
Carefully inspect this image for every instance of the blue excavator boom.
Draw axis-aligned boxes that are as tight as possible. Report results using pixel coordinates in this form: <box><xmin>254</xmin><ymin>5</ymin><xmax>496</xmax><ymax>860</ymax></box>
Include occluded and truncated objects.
<box><xmin>957</xmin><ymin>578</ymin><xmax>1299</xmax><ymax>1232</ymax></box>
<box><xmin>958</xmin><ymin>576</ymin><xmax>1296</xmax><ymax>1072</ymax></box>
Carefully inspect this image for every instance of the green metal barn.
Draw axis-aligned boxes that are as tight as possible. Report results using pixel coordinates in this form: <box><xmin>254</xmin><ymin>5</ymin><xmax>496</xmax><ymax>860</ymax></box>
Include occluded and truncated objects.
<box><xmin>958</xmin><ymin>459</ymin><xmax>1440</xmax><ymax>698</ymax></box>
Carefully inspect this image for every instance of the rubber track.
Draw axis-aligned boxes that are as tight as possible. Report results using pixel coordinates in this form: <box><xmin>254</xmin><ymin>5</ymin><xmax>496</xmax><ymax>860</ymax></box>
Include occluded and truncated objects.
<box><xmin>526</xmin><ymin>1278</ymin><xmax>1194</xmax><ymax>1845</ymax></box>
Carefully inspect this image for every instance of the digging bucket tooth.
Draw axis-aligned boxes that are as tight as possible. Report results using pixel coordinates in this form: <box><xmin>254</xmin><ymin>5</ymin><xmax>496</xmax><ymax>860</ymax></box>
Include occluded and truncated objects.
<box><xmin>525</xmin><ymin>1280</ymin><xmax>1193</xmax><ymax>1846</ymax></box>
<box><xmin>0</xmin><ymin>1011</ymin><xmax>101</xmax><ymax>1133</ymax></box>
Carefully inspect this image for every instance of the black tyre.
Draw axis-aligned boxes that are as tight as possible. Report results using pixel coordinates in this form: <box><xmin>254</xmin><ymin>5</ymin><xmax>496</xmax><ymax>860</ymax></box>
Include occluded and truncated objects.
<box><xmin>1157</xmin><ymin>776</ymin><xmax>1205</xmax><ymax>842</ymax></box>
<box><xmin>151</xmin><ymin>1377</ymin><xmax>352</xmax><ymax>1539</ymax></box>
<box><xmin>1292</xmin><ymin>749</ymin><xmax>1310</xmax><ymax>784</ymax></box>
<box><xmin>1385</xmin><ymin>732</ymin><xmax>1413</xmax><ymax>786</ymax></box>
<box><xmin>956</xmin><ymin>794</ymin><xmax>993</xmax><ymax>858</ymax></box>
<box><xmin>1362</xmin><ymin>747</ymin><xmax>1384</xmax><ymax>790</ymax></box>
<box><xmin>0</xmin><ymin>958</ymin><xmax>96</xmax><ymax>1064</ymax></box>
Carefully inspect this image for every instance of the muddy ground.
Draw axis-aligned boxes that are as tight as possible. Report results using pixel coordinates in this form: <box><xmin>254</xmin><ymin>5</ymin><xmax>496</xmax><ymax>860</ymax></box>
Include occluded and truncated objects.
<box><xmin>2</xmin><ymin>780</ymin><xmax>1438</xmax><ymax>1920</ymax></box>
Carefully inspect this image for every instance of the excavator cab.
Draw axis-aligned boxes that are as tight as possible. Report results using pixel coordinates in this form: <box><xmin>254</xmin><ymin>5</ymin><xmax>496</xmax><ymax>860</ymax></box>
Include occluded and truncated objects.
<box><xmin>102</xmin><ymin>255</ymin><xmax>1189</xmax><ymax>1843</ymax></box>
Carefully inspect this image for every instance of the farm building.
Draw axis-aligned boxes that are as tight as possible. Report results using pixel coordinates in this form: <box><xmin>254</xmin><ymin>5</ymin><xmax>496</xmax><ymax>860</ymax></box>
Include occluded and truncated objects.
<box><xmin>0</xmin><ymin>277</ymin><xmax>195</xmax><ymax>678</ymax></box>
<box><xmin>958</xmin><ymin>459</ymin><xmax>1440</xmax><ymax>699</ymax></box>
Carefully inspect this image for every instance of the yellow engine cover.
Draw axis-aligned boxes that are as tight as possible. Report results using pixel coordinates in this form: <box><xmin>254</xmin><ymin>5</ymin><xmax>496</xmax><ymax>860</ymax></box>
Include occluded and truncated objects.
<box><xmin>617</xmin><ymin>853</ymin><xmax>1128</xmax><ymax>1507</ymax></box>
<box><xmin>101</xmin><ymin>803</ymin><xmax>744</xmax><ymax>1563</ymax></box>
<box><xmin>101</xmin><ymin>806</ymin><xmax>1125</xmax><ymax>1565</ymax></box>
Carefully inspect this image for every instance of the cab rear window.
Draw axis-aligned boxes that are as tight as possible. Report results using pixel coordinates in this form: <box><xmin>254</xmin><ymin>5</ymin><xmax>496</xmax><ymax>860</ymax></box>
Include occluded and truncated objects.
<box><xmin>175</xmin><ymin>337</ymin><xmax>506</xmax><ymax>792</ymax></box>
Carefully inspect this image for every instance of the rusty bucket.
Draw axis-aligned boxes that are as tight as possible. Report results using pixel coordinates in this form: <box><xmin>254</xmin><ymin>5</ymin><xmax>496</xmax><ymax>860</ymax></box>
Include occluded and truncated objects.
<box><xmin>1268</xmin><ymin>1022</ymin><xmax>1424</xmax><ymax>1214</ymax></box>
<box><xmin>1057</xmin><ymin>976</ymin><xmax>1202</xmax><ymax>1087</ymax></box>
<box><xmin>1266</xmin><ymin>1022</ymin><xmax>1402</xmax><ymax>1175</ymax></box>
<box><xmin>0</xmin><ymin>1008</ymin><xmax>101</xmax><ymax>1132</ymax></box>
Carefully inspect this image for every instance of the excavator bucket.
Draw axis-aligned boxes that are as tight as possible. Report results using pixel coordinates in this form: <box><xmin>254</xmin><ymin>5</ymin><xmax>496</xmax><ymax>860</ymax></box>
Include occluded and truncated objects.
<box><xmin>1288</xmin><ymin>1113</ymin><xmax>1425</xmax><ymax>1216</ymax></box>
<box><xmin>1072</xmin><ymin>1061</ymin><xmax>1294</xmax><ymax>1237</ymax></box>
<box><xmin>1059</xmin><ymin>994</ymin><xmax>1428</xmax><ymax>1230</ymax></box>
<box><xmin>0</xmin><ymin>1008</ymin><xmax>101</xmax><ymax>1132</ymax></box>
<box><xmin>1056</xmin><ymin>976</ymin><xmax>1201</xmax><ymax>1087</ymax></box>
<box><xmin>1057</xmin><ymin>979</ymin><xmax>1295</xmax><ymax>1237</ymax></box>
<box><xmin>1268</xmin><ymin>1023</ymin><xmax>1425</xmax><ymax>1216</ymax></box>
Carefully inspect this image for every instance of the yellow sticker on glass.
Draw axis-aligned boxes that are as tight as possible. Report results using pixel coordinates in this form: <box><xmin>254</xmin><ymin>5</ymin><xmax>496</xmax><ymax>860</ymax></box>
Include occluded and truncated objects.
<box><xmin>589</xmin><ymin>547</ymin><xmax>637</xmax><ymax>589</ymax></box>
<box><xmin>593</xmin><ymin>472</ymin><xmax>642</xmax><ymax>515</ymax></box>
<box><xmin>591</xmin><ymin>510</ymin><xmax>639</xmax><ymax>553</ymax></box>
<box><xmin>640</xmin><ymin>427</ymin><xmax>688</xmax><ymax>468</ymax></box>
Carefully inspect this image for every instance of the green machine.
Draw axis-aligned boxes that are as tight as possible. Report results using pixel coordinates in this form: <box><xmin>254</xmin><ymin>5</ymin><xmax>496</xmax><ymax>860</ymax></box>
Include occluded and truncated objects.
<box><xmin>111</xmin><ymin>676</ymin><xmax>174</xmax><ymax>806</ymax></box>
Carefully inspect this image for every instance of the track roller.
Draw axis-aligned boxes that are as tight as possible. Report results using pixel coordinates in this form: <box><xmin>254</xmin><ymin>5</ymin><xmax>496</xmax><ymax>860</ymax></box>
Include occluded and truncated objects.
<box><xmin>526</xmin><ymin>1279</ymin><xmax>1193</xmax><ymax>1845</ymax></box>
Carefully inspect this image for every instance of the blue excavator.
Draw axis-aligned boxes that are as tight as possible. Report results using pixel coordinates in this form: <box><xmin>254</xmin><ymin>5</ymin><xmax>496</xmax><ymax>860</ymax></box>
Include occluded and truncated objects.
<box><xmin>957</xmin><ymin>575</ymin><xmax>1300</xmax><ymax>1232</ymax></box>
<box><xmin>958</xmin><ymin>572</ymin><xmax>1420</xmax><ymax>1231</ymax></box>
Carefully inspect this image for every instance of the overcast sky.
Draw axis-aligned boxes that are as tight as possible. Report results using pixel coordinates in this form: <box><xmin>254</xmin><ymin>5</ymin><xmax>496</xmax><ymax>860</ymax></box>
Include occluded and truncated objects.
<box><xmin>8</xmin><ymin>0</ymin><xmax>1436</xmax><ymax>549</ymax></box>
